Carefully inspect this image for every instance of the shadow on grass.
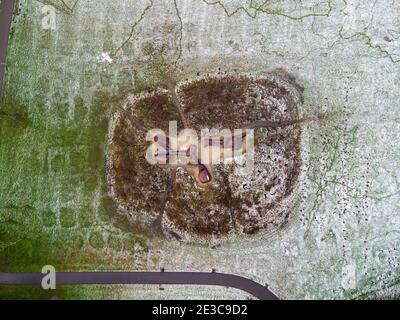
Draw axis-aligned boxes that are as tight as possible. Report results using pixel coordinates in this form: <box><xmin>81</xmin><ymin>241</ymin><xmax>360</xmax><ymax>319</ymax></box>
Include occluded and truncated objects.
<box><xmin>0</xmin><ymin>94</ymin><xmax>31</xmax><ymax>131</ymax></box>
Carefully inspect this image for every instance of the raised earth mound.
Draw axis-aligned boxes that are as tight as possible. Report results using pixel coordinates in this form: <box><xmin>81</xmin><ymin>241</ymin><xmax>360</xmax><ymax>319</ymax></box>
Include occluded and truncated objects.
<box><xmin>107</xmin><ymin>72</ymin><xmax>304</xmax><ymax>241</ymax></box>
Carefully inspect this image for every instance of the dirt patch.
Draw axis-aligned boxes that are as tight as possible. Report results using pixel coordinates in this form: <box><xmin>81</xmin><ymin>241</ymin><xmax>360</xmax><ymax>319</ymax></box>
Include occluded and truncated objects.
<box><xmin>107</xmin><ymin>73</ymin><xmax>303</xmax><ymax>242</ymax></box>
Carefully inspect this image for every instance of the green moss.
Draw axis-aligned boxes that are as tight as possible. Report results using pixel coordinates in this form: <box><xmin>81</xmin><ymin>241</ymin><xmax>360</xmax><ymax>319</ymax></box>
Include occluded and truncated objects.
<box><xmin>65</xmin><ymin>233</ymin><xmax>84</xmax><ymax>250</ymax></box>
<box><xmin>107</xmin><ymin>234</ymin><xmax>123</xmax><ymax>251</ymax></box>
<box><xmin>89</xmin><ymin>232</ymin><xmax>105</xmax><ymax>249</ymax></box>
<box><xmin>78</xmin><ymin>206</ymin><xmax>97</xmax><ymax>228</ymax></box>
<box><xmin>50</xmin><ymin>154</ymin><xmax>66</xmax><ymax>173</ymax></box>
<box><xmin>69</xmin><ymin>149</ymin><xmax>87</xmax><ymax>174</ymax></box>
<box><xmin>73</xmin><ymin>96</ymin><xmax>87</xmax><ymax>121</ymax></box>
<box><xmin>59</xmin><ymin>208</ymin><xmax>77</xmax><ymax>228</ymax></box>
<box><xmin>0</xmin><ymin>95</ymin><xmax>31</xmax><ymax>131</ymax></box>
<box><xmin>41</xmin><ymin>210</ymin><xmax>57</xmax><ymax>227</ymax></box>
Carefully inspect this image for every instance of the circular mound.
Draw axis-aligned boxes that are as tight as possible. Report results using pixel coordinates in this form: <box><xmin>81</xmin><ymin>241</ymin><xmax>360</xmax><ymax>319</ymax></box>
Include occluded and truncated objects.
<box><xmin>107</xmin><ymin>73</ymin><xmax>303</xmax><ymax>241</ymax></box>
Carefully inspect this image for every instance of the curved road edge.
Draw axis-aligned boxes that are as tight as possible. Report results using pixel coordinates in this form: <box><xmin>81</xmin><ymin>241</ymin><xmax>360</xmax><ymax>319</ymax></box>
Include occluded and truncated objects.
<box><xmin>0</xmin><ymin>0</ymin><xmax>16</xmax><ymax>94</ymax></box>
<box><xmin>0</xmin><ymin>272</ymin><xmax>279</xmax><ymax>300</ymax></box>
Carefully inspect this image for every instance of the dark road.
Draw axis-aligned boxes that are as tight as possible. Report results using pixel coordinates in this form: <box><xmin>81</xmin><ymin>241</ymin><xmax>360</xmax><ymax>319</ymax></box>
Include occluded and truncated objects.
<box><xmin>0</xmin><ymin>0</ymin><xmax>15</xmax><ymax>93</ymax></box>
<box><xmin>0</xmin><ymin>272</ymin><xmax>279</xmax><ymax>300</ymax></box>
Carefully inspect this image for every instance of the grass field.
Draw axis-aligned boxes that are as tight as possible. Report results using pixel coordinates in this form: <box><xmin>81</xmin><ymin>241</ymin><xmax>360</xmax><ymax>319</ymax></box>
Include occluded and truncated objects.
<box><xmin>1</xmin><ymin>0</ymin><xmax>400</xmax><ymax>299</ymax></box>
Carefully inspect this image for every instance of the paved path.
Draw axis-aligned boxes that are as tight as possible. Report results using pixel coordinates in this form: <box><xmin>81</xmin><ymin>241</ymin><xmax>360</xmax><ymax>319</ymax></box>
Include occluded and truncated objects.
<box><xmin>0</xmin><ymin>272</ymin><xmax>279</xmax><ymax>300</ymax></box>
<box><xmin>0</xmin><ymin>0</ymin><xmax>16</xmax><ymax>93</ymax></box>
